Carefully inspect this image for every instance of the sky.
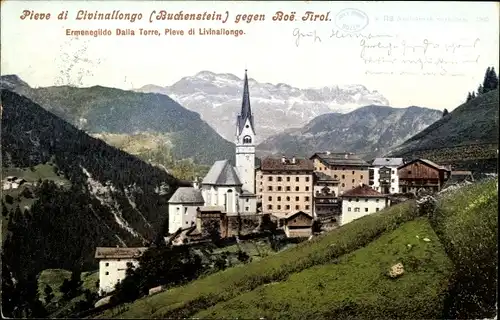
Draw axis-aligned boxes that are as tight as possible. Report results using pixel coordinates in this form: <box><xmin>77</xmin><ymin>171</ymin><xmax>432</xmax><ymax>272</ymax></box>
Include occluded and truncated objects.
<box><xmin>1</xmin><ymin>1</ymin><xmax>499</xmax><ymax>110</ymax></box>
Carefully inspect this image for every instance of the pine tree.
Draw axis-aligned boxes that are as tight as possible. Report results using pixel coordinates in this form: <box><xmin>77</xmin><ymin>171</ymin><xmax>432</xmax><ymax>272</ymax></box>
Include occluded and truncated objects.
<box><xmin>466</xmin><ymin>92</ymin><xmax>472</xmax><ymax>102</ymax></box>
<box><xmin>477</xmin><ymin>84</ymin><xmax>484</xmax><ymax>96</ymax></box>
<box><xmin>482</xmin><ymin>67</ymin><xmax>491</xmax><ymax>93</ymax></box>
<box><xmin>486</xmin><ymin>67</ymin><xmax>499</xmax><ymax>92</ymax></box>
<box><xmin>471</xmin><ymin>92</ymin><xmax>476</xmax><ymax>99</ymax></box>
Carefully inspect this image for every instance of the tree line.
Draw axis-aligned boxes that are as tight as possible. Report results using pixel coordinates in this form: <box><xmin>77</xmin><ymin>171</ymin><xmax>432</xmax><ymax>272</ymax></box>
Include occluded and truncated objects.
<box><xmin>466</xmin><ymin>67</ymin><xmax>499</xmax><ymax>103</ymax></box>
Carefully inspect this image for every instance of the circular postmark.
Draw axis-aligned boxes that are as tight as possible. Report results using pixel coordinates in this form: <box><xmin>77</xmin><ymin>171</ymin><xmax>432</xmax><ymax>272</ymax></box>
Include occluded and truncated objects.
<box><xmin>335</xmin><ymin>8</ymin><xmax>369</xmax><ymax>33</ymax></box>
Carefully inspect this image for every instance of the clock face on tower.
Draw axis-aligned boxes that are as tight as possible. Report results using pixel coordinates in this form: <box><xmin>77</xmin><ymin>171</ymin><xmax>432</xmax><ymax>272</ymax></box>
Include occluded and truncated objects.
<box><xmin>245</xmin><ymin>155</ymin><xmax>250</xmax><ymax>160</ymax></box>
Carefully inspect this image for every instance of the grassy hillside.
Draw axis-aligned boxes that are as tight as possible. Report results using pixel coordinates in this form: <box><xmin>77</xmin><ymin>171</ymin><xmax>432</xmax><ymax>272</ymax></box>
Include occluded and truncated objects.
<box><xmin>96</xmin><ymin>178</ymin><xmax>497</xmax><ymax>319</ymax></box>
<box><xmin>1</xmin><ymin>75</ymin><xmax>235</xmax><ymax>165</ymax></box>
<box><xmin>389</xmin><ymin>89</ymin><xmax>499</xmax><ymax>172</ymax></box>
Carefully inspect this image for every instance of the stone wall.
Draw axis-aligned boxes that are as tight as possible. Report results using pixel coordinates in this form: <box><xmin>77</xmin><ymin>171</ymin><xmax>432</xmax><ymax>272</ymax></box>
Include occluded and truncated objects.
<box><xmin>226</xmin><ymin>214</ymin><xmax>266</xmax><ymax>237</ymax></box>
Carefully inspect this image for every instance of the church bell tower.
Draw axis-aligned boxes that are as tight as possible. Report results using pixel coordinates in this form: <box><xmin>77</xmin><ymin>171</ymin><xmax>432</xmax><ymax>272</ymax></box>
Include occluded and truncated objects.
<box><xmin>235</xmin><ymin>69</ymin><xmax>256</xmax><ymax>194</ymax></box>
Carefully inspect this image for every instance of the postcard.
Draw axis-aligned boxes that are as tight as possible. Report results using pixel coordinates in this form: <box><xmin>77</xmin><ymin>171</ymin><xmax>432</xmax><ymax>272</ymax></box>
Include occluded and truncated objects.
<box><xmin>1</xmin><ymin>1</ymin><xmax>498</xmax><ymax>319</ymax></box>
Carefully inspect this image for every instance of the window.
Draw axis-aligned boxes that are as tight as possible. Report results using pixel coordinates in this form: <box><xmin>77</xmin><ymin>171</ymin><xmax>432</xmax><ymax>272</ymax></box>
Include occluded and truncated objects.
<box><xmin>391</xmin><ymin>179</ymin><xmax>395</xmax><ymax>183</ymax></box>
<box><xmin>277</xmin><ymin>205</ymin><xmax>281</xmax><ymax>210</ymax></box>
<box><xmin>286</xmin><ymin>186</ymin><xmax>291</xmax><ymax>191</ymax></box>
<box><xmin>342</xmin><ymin>175</ymin><xmax>345</xmax><ymax>179</ymax></box>
<box><xmin>268</xmin><ymin>196</ymin><xmax>272</xmax><ymax>201</ymax></box>
<box><xmin>295</xmin><ymin>196</ymin><xmax>299</xmax><ymax>201</ymax></box>
<box><xmin>365</xmin><ymin>199</ymin><xmax>368</xmax><ymax>202</ymax></box>
<box><xmin>295</xmin><ymin>177</ymin><xmax>300</xmax><ymax>182</ymax></box>
<box><xmin>243</xmin><ymin>135</ymin><xmax>252</xmax><ymax>144</ymax></box>
<box><xmin>267</xmin><ymin>205</ymin><xmax>273</xmax><ymax>210</ymax></box>
<box><xmin>259</xmin><ymin>188</ymin><xmax>263</xmax><ymax>192</ymax></box>
<box><xmin>334</xmin><ymin>174</ymin><xmax>338</xmax><ymax>178</ymax></box>
<box><xmin>268</xmin><ymin>186</ymin><xmax>272</xmax><ymax>191</ymax></box>
<box><xmin>376</xmin><ymin>199</ymin><xmax>379</xmax><ymax>203</ymax></box>
<box><xmin>305</xmin><ymin>186</ymin><xmax>309</xmax><ymax>191</ymax></box>
<box><xmin>348</xmin><ymin>207</ymin><xmax>351</xmax><ymax>212</ymax></box>
<box><xmin>305</xmin><ymin>205</ymin><xmax>310</xmax><ymax>210</ymax></box>
<box><xmin>360</xmin><ymin>175</ymin><xmax>364</xmax><ymax>179</ymax></box>
<box><xmin>286</xmin><ymin>177</ymin><xmax>291</xmax><ymax>182</ymax></box>
<box><xmin>305</xmin><ymin>196</ymin><xmax>310</xmax><ymax>201</ymax></box>
<box><xmin>392</xmin><ymin>170</ymin><xmax>396</xmax><ymax>174</ymax></box>
<box><xmin>295</xmin><ymin>186</ymin><xmax>300</xmax><ymax>191</ymax></box>
<box><xmin>286</xmin><ymin>196</ymin><xmax>290</xmax><ymax>201</ymax></box>
<box><xmin>408</xmin><ymin>170</ymin><xmax>412</xmax><ymax>174</ymax></box>
<box><xmin>105</xmin><ymin>271</ymin><xmax>109</xmax><ymax>275</ymax></box>
<box><xmin>354</xmin><ymin>207</ymin><xmax>360</xmax><ymax>212</ymax></box>
<box><xmin>277</xmin><ymin>186</ymin><xmax>282</xmax><ymax>191</ymax></box>
<box><xmin>277</xmin><ymin>176</ymin><xmax>282</xmax><ymax>182</ymax></box>
<box><xmin>342</xmin><ymin>183</ymin><xmax>345</xmax><ymax>187</ymax></box>
<box><xmin>314</xmin><ymin>167</ymin><xmax>317</xmax><ymax>170</ymax></box>
<box><xmin>245</xmin><ymin>207</ymin><xmax>249</xmax><ymax>211</ymax></box>
<box><xmin>352</xmin><ymin>171</ymin><xmax>355</xmax><ymax>174</ymax></box>
<box><xmin>352</xmin><ymin>179</ymin><xmax>355</xmax><ymax>183</ymax></box>
<box><xmin>365</xmin><ymin>208</ymin><xmax>369</xmax><ymax>212</ymax></box>
<box><xmin>277</xmin><ymin>196</ymin><xmax>281</xmax><ymax>201</ymax></box>
<box><xmin>246</xmin><ymin>199</ymin><xmax>249</xmax><ymax>202</ymax></box>
<box><xmin>268</xmin><ymin>177</ymin><xmax>273</xmax><ymax>181</ymax></box>
<box><xmin>105</xmin><ymin>262</ymin><xmax>109</xmax><ymax>267</ymax></box>
<box><xmin>184</xmin><ymin>207</ymin><xmax>188</xmax><ymax>215</ymax></box>
<box><xmin>348</xmin><ymin>199</ymin><xmax>352</xmax><ymax>202</ymax></box>
<box><xmin>286</xmin><ymin>205</ymin><xmax>290</xmax><ymax>210</ymax></box>
<box><xmin>391</xmin><ymin>187</ymin><xmax>394</xmax><ymax>191</ymax></box>
<box><xmin>355</xmin><ymin>198</ymin><xmax>359</xmax><ymax>202</ymax></box>
<box><xmin>186</xmin><ymin>221</ymin><xmax>189</xmax><ymax>225</ymax></box>
<box><xmin>295</xmin><ymin>205</ymin><xmax>300</xmax><ymax>210</ymax></box>
<box><xmin>305</xmin><ymin>177</ymin><xmax>310</xmax><ymax>182</ymax></box>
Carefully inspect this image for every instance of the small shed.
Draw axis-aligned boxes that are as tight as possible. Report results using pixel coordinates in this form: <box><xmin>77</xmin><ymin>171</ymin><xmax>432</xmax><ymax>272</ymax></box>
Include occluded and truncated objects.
<box><xmin>283</xmin><ymin>211</ymin><xmax>313</xmax><ymax>238</ymax></box>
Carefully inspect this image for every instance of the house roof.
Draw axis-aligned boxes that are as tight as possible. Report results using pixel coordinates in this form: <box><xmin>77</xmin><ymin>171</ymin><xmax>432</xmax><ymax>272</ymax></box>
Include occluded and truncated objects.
<box><xmin>372</xmin><ymin>158</ymin><xmax>404</xmax><ymax>167</ymax></box>
<box><xmin>197</xmin><ymin>205</ymin><xmax>226</xmax><ymax>213</ymax></box>
<box><xmin>341</xmin><ymin>184</ymin><xmax>386</xmax><ymax>197</ymax></box>
<box><xmin>314</xmin><ymin>171</ymin><xmax>339</xmax><ymax>182</ymax></box>
<box><xmin>95</xmin><ymin>247</ymin><xmax>148</xmax><ymax>259</ymax></box>
<box><xmin>240</xmin><ymin>190</ymin><xmax>257</xmax><ymax>197</ymax></box>
<box><xmin>202</xmin><ymin>160</ymin><xmax>242</xmax><ymax>186</ymax></box>
<box><xmin>168</xmin><ymin>187</ymin><xmax>205</xmax><ymax>204</ymax></box>
<box><xmin>284</xmin><ymin>211</ymin><xmax>313</xmax><ymax>221</ymax></box>
<box><xmin>310</xmin><ymin>152</ymin><xmax>369</xmax><ymax>167</ymax></box>
<box><xmin>398</xmin><ymin>159</ymin><xmax>450</xmax><ymax>171</ymax></box>
<box><xmin>260</xmin><ymin>157</ymin><xmax>314</xmax><ymax>171</ymax></box>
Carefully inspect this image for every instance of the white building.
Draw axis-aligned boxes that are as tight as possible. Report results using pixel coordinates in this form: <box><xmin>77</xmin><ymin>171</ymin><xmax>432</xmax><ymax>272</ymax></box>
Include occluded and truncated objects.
<box><xmin>196</xmin><ymin>69</ymin><xmax>258</xmax><ymax>215</ymax></box>
<box><xmin>340</xmin><ymin>184</ymin><xmax>389</xmax><ymax>225</ymax></box>
<box><xmin>168</xmin><ymin>187</ymin><xmax>205</xmax><ymax>234</ymax></box>
<box><xmin>95</xmin><ymin>247</ymin><xmax>148</xmax><ymax>295</ymax></box>
<box><xmin>370</xmin><ymin>158</ymin><xmax>404</xmax><ymax>194</ymax></box>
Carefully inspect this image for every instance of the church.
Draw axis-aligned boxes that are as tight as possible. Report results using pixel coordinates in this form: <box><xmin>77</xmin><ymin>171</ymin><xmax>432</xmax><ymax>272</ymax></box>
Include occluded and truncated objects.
<box><xmin>168</xmin><ymin>70</ymin><xmax>258</xmax><ymax>234</ymax></box>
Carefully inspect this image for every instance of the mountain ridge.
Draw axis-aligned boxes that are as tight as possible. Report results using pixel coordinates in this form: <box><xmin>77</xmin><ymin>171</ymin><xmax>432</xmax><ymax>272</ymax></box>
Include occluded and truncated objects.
<box><xmin>257</xmin><ymin>104</ymin><xmax>443</xmax><ymax>160</ymax></box>
<box><xmin>134</xmin><ymin>70</ymin><xmax>391</xmax><ymax>141</ymax></box>
<box><xmin>0</xmin><ymin>75</ymin><xmax>235</xmax><ymax>166</ymax></box>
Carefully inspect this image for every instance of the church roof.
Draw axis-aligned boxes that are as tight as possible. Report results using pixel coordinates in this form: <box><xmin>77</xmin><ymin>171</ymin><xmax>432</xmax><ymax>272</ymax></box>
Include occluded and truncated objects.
<box><xmin>237</xmin><ymin>69</ymin><xmax>255</xmax><ymax>134</ymax></box>
<box><xmin>202</xmin><ymin>160</ymin><xmax>242</xmax><ymax>186</ymax></box>
<box><xmin>168</xmin><ymin>187</ymin><xmax>205</xmax><ymax>204</ymax></box>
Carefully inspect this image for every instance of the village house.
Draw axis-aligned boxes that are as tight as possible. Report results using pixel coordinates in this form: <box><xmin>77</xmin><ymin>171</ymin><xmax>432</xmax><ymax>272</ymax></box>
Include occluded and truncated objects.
<box><xmin>398</xmin><ymin>159</ymin><xmax>451</xmax><ymax>193</ymax></box>
<box><xmin>95</xmin><ymin>247</ymin><xmax>148</xmax><ymax>295</ymax></box>
<box><xmin>168</xmin><ymin>187</ymin><xmax>205</xmax><ymax>234</ymax></box>
<box><xmin>2</xmin><ymin>176</ymin><xmax>27</xmax><ymax>190</ymax></box>
<box><xmin>313</xmin><ymin>171</ymin><xmax>341</xmax><ymax>222</ymax></box>
<box><xmin>283</xmin><ymin>211</ymin><xmax>313</xmax><ymax>238</ymax></box>
<box><xmin>310</xmin><ymin>152</ymin><xmax>370</xmax><ymax>194</ymax></box>
<box><xmin>369</xmin><ymin>157</ymin><xmax>404</xmax><ymax>194</ymax></box>
<box><xmin>256</xmin><ymin>156</ymin><xmax>314</xmax><ymax>222</ymax></box>
<box><xmin>340</xmin><ymin>184</ymin><xmax>389</xmax><ymax>225</ymax></box>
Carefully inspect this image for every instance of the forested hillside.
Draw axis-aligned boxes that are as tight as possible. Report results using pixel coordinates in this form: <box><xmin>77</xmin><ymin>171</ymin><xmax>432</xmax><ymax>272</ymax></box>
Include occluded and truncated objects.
<box><xmin>1</xmin><ymin>90</ymin><xmax>189</xmax><ymax>302</ymax></box>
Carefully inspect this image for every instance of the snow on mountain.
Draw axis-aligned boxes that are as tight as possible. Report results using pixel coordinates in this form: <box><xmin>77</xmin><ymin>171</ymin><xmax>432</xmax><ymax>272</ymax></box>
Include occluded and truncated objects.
<box><xmin>134</xmin><ymin>71</ymin><xmax>390</xmax><ymax>142</ymax></box>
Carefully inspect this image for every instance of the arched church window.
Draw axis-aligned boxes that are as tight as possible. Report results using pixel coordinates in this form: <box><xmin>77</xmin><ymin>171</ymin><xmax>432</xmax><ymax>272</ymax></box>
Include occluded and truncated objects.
<box><xmin>243</xmin><ymin>135</ymin><xmax>252</xmax><ymax>144</ymax></box>
<box><xmin>227</xmin><ymin>189</ymin><xmax>233</xmax><ymax>193</ymax></box>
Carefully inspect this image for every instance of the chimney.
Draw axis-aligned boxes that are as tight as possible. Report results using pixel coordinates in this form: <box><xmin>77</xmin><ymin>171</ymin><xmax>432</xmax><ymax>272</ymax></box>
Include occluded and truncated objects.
<box><xmin>291</xmin><ymin>156</ymin><xmax>296</xmax><ymax>164</ymax></box>
<box><xmin>192</xmin><ymin>177</ymin><xmax>199</xmax><ymax>189</ymax></box>
<box><xmin>281</xmin><ymin>156</ymin><xmax>286</xmax><ymax>163</ymax></box>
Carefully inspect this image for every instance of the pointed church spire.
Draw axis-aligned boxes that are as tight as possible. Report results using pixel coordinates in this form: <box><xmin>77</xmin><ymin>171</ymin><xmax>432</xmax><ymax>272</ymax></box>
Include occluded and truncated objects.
<box><xmin>237</xmin><ymin>69</ymin><xmax>255</xmax><ymax>134</ymax></box>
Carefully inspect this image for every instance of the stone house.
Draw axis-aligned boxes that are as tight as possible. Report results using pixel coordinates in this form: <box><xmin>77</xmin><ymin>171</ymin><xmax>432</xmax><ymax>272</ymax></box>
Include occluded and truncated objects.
<box><xmin>369</xmin><ymin>157</ymin><xmax>404</xmax><ymax>194</ymax></box>
<box><xmin>94</xmin><ymin>247</ymin><xmax>148</xmax><ymax>295</ymax></box>
<box><xmin>310</xmin><ymin>152</ymin><xmax>370</xmax><ymax>194</ymax></box>
<box><xmin>340</xmin><ymin>184</ymin><xmax>389</xmax><ymax>225</ymax></box>
<box><xmin>256</xmin><ymin>156</ymin><xmax>314</xmax><ymax>221</ymax></box>
<box><xmin>168</xmin><ymin>187</ymin><xmax>205</xmax><ymax>234</ymax></box>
